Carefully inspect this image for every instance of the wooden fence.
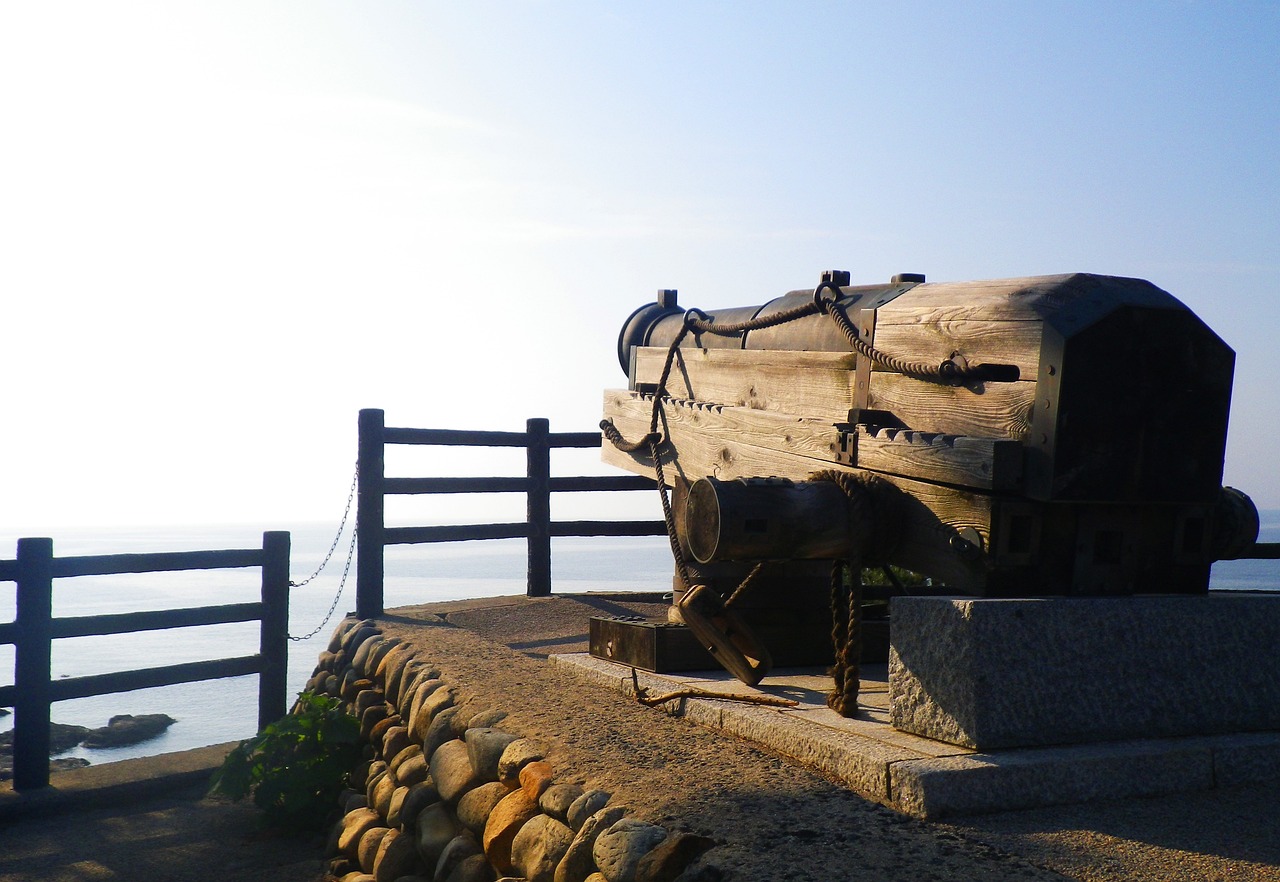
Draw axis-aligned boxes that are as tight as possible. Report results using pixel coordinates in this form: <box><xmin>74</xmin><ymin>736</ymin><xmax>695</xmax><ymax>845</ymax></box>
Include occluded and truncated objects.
<box><xmin>0</xmin><ymin>532</ymin><xmax>290</xmax><ymax>791</ymax></box>
<box><xmin>355</xmin><ymin>408</ymin><xmax>666</xmax><ymax>617</ymax></box>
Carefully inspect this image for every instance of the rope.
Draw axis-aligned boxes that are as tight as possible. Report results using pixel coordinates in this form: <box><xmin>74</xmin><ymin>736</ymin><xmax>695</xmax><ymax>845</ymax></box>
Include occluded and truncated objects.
<box><xmin>683</xmin><ymin>300</ymin><xmax>821</xmax><ymax>337</ymax></box>
<box><xmin>808</xmin><ymin>469</ymin><xmax>901</xmax><ymax>717</ymax></box>
<box><xmin>827</xmin><ymin>560</ymin><xmax>861</xmax><ymax>716</ymax></box>
<box><xmin>595</xmin><ymin>276</ymin><xmax>947</xmax><ymax>709</ymax></box>
<box><xmin>651</xmin><ymin>439</ymin><xmax>692</xmax><ymax>591</ymax></box>
<box><xmin>723</xmin><ymin>562</ymin><xmax>766</xmax><ymax>608</ymax></box>
<box><xmin>811</xmin><ymin>280</ymin><xmax>983</xmax><ymax>384</ymax></box>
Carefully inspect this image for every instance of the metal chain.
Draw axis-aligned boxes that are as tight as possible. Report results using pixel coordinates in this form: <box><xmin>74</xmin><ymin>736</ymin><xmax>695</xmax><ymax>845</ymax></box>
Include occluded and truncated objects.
<box><xmin>286</xmin><ymin>460</ymin><xmax>359</xmax><ymax>642</ymax></box>
<box><xmin>290</xmin><ymin>462</ymin><xmax>359</xmax><ymax>588</ymax></box>
<box><xmin>289</xmin><ymin>525</ymin><xmax>358</xmax><ymax>642</ymax></box>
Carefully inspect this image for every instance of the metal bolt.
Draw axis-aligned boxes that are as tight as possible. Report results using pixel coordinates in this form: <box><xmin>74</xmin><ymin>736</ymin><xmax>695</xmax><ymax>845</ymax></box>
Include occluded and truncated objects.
<box><xmin>950</xmin><ymin>527</ymin><xmax>985</xmax><ymax>560</ymax></box>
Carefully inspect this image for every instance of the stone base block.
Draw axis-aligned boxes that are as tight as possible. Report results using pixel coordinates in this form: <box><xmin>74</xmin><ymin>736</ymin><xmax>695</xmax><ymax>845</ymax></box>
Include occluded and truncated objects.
<box><xmin>889</xmin><ymin>594</ymin><xmax>1280</xmax><ymax>750</ymax></box>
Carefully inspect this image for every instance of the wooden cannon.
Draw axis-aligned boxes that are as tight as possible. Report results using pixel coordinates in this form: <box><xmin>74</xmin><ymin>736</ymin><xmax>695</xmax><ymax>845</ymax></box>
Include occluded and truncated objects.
<box><xmin>597</xmin><ymin>271</ymin><xmax>1263</xmax><ymax>695</ymax></box>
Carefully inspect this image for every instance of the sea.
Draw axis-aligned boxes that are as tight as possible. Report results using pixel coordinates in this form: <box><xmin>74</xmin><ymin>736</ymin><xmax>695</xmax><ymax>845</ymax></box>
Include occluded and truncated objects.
<box><xmin>1</xmin><ymin>513</ymin><xmax>1277</xmax><ymax>768</ymax></box>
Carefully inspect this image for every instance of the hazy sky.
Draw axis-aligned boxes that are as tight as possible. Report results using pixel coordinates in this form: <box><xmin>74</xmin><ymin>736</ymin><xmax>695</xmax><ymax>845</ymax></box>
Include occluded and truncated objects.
<box><xmin>2</xmin><ymin>1</ymin><xmax>1277</xmax><ymax>540</ymax></box>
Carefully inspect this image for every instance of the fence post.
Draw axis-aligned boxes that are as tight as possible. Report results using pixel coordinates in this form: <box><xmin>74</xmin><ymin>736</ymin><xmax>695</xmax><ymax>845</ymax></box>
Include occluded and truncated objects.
<box><xmin>527</xmin><ymin>418</ymin><xmax>552</xmax><ymax>597</ymax></box>
<box><xmin>258</xmin><ymin>531</ymin><xmax>290</xmax><ymax>729</ymax></box>
<box><xmin>357</xmin><ymin>408</ymin><xmax>386</xmax><ymax>618</ymax></box>
<box><xmin>14</xmin><ymin>537</ymin><xmax>54</xmax><ymax>791</ymax></box>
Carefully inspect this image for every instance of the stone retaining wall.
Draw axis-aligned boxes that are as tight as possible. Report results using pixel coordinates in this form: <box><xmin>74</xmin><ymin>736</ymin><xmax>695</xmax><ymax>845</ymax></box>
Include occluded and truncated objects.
<box><xmin>304</xmin><ymin>617</ymin><xmax>713</xmax><ymax>882</ymax></box>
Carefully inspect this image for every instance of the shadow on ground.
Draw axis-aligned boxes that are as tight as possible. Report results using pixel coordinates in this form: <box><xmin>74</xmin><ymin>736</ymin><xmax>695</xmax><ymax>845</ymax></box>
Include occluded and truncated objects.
<box><xmin>943</xmin><ymin>782</ymin><xmax>1280</xmax><ymax>881</ymax></box>
<box><xmin>0</xmin><ymin>782</ymin><xmax>324</xmax><ymax>882</ymax></box>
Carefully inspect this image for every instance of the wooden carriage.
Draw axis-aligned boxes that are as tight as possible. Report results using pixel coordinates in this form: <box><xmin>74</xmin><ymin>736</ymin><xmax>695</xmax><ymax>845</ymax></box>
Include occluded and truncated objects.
<box><xmin>602</xmin><ymin>272</ymin><xmax>1254</xmax><ymax>597</ymax></box>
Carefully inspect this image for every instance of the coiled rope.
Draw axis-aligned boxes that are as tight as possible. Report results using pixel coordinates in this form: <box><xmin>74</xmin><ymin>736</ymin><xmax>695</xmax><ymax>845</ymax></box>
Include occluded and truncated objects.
<box><xmin>807</xmin><ymin>469</ymin><xmax>901</xmax><ymax>717</ymax></box>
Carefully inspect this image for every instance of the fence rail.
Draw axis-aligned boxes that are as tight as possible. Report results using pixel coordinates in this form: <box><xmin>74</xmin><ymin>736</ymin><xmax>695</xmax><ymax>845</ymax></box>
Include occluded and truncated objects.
<box><xmin>0</xmin><ymin>532</ymin><xmax>290</xmax><ymax>792</ymax></box>
<box><xmin>355</xmin><ymin>408</ymin><xmax>666</xmax><ymax>617</ymax></box>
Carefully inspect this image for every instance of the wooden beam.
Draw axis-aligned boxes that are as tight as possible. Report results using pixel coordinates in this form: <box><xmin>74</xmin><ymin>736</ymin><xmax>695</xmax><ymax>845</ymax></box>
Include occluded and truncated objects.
<box><xmin>602</xmin><ymin>391</ymin><xmax>992</xmax><ymax>590</ymax></box>
<box><xmin>631</xmin><ymin>347</ymin><xmax>857</xmax><ymax>424</ymax></box>
<box><xmin>851</xmin><ymin>426</ymin><xmax>1024</xmax><ymax>492</ymax></box>
<box><xmin>50</xmin><ymin>656</ymin><xmax>263</xmax><ymax>702</ymax></box>
<box><xmin>604</xmin><ymin>390</ymin><xmax>1023</xmax><ymax>493</ymax></box>
<box><xmin>50</xmin><ymin>602</ymin><xmax>263</xmax><ymax>638</ymax></box>
<box><xmin>53</xmin><ymin>548</ymin><xmax>262</xmax><ymax>578</ymax></box>
<box><xmin>866</xmin><ymin>373</ymin><xmax>1036</xmax><ymax>440</ymax></box>
<box><xmin>871</xmin><ymin>319</ymin><xmax>1043</xmax><ymax>378</ymax></box>
<box><xmin>603</xmin><ymin>389</ymin><xmax>846</xmax><ymax>467</ymax></box>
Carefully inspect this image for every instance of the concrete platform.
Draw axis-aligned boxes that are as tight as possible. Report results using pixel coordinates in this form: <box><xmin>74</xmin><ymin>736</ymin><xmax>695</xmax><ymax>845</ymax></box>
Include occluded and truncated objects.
<box><xmin>551</xmin><ymin>652</ymin><xmax>1280</xmax><ymax>818</ymax></box>
<box><xmin>889</xmin><ymin>594</ymin><xmax>1280</xmax><ymax>750</ymax></box>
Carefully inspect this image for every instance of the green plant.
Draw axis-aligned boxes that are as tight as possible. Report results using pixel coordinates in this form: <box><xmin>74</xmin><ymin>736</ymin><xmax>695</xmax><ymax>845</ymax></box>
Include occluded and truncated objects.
<box><xmin>209</xmin><ymin>691</ymin><xmax>361</xmax><ymax>831</ymax></box>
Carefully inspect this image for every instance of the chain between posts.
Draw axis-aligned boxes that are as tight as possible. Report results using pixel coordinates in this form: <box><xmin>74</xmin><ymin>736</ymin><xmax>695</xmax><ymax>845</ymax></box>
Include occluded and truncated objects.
<box><xmin>289</xmin><ymin>526</ymin><xmax>357</xmax><ymax>642</ymax></box>
<box><xmin>291</xmin><ymin>462</ymin><xmax>359</xmax><ymax>588</ymax></box>
<box><xmin>287</xmin><ymin>462</ymin><xmax>359</xmax><ymax>642</ymax></box>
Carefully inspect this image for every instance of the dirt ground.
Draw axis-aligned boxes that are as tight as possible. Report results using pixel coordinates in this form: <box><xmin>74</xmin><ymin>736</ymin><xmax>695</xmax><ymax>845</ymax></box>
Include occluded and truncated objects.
<box><xmin>948</xmin><ymin>782</ymin><xmax>1280</xmax><ymax>882</ymax></box>
<box><xmin>1</xmin><ymin>776</ymin><xmax>1278</xmax><ymax>882</ymax></box>
<box><xmin>0</xmin><ymin>783</ymin><xmax>325</xmax><ymax>882</ymax></box>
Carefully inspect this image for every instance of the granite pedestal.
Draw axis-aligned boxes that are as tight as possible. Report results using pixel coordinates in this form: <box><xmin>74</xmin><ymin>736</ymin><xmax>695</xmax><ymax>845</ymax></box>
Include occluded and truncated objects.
<box><xmin>889</xmin><ymin>594</ymin><xmax>1280</xmax><ymax>750</ymax></box>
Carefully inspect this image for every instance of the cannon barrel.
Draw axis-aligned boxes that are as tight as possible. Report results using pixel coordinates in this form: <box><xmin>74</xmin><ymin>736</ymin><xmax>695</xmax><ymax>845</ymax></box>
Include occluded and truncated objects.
<box><xmin>685</xmin><ymin>477</ymin><xmax>853</xmax><ymax>564</ymax></box>
<box><xmin>616</xmin><ymin>273</ymin><xmax>926</xmax><ymax>373</ymax></box>
<box><xmin>688</xmin><ymin>476</ymin><xmax>1261</xmax><ymax>570</ymax></box>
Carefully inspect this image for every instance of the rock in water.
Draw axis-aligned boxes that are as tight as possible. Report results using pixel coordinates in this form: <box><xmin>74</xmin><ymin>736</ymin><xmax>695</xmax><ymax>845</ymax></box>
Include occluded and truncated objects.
<box><xmin>82</xmin><ymin>714</ymin><xmax>176</xmax><ymax>748</ymax></box>
<box><xmin>0</xmin><ymin>722</ymin><xmax>90</xmax><ymax>765</ymax></box>
<box><xmin>0</xmin><ymin>754</ymin><xmax>90</xmax><ymax>782</ymax></box>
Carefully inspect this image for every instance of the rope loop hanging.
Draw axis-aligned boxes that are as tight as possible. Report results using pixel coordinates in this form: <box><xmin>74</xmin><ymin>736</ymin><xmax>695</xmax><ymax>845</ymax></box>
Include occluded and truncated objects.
<box><xmin>807</xmin><ymin>469</ymin><xmax>903</xmax><ymax>718</ymax></box>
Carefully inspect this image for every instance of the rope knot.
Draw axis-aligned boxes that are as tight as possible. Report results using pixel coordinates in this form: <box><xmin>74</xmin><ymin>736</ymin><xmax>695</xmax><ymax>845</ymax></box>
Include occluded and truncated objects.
<box><xmin>805</xmin><ymin>469</ymin><xmax>909</xmax><ymax>719</ymax></box>
<box><xmin>682</xmin><ymin>307</ymin><xmax>711</xmax><ymax>333</ymax></box>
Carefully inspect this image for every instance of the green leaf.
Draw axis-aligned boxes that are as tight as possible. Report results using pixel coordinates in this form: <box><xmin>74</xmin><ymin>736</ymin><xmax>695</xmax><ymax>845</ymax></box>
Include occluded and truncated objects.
<box><xmin>207</xmin><ymin>690</ymin><xmax>361</xmax><ymax>831</ymax></box>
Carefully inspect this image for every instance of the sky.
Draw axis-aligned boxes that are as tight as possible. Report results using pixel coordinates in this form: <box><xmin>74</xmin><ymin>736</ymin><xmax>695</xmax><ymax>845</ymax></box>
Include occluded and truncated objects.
<box><xmin>1</xmin><ymin>0</ymin><xmax>1278</xmax><ymax>542</ymax></box>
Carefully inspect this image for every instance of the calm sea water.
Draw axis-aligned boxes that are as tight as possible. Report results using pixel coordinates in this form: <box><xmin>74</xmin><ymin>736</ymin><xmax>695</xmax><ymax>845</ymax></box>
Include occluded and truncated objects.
<box><xmin>1</xmin><ymin>513</ymin><xmax>1276</xmax><ymax>766</ymax></box>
